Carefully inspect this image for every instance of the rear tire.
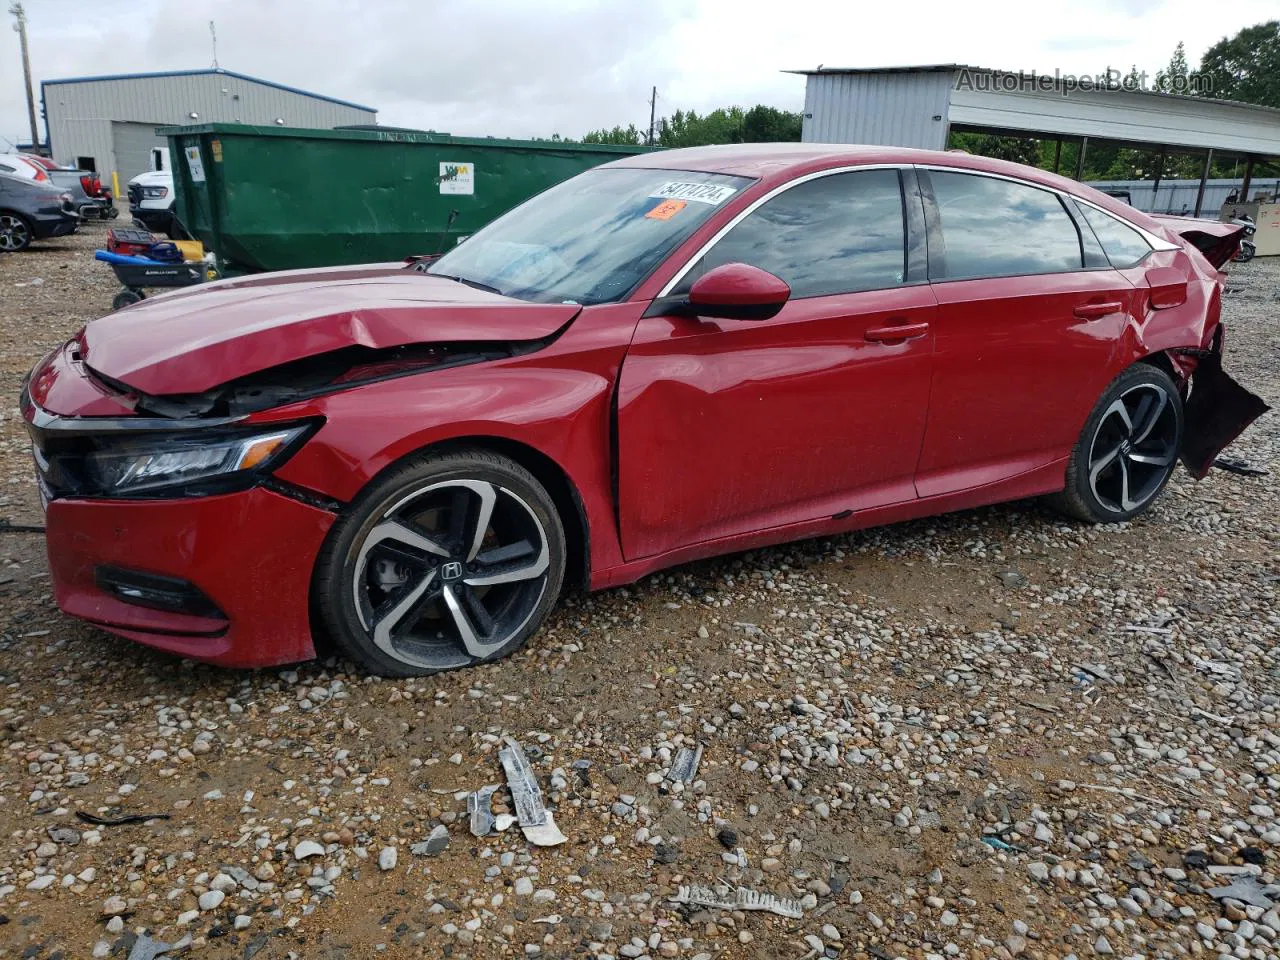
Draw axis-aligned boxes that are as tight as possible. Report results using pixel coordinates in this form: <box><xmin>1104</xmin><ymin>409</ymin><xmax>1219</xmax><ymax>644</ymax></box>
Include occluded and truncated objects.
<box><xmin>313</xmin><ymin>449</ymin><xmax>566</xmax><ymax>677</ymax></box>
<box><xmin>1052</xmin><ymin>363</ymin><xmax>1183</xmax><ymax>523</ymax></box>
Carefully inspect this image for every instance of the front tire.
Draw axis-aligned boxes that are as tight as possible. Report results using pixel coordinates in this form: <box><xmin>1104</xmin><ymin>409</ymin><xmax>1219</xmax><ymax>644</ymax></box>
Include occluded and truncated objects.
<box><xmin>1053</xmin><ymin>363</ymin><xmax>1183</xmax><ymax>523</ymax></box>
<box><xmin>313</xmin><ymin>450</ymin><xmax>566</xmax><ymax>677</ymax></box>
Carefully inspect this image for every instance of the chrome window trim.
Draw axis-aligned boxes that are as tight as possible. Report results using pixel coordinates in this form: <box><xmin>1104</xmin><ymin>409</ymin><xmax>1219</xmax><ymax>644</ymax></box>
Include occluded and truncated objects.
<box><xmin>916</xmin><ymin>164</ymin><xmax>1179</xmax><ymax>253</ymax></box>
<box><xmin>656</xmin><ymin>163</ymin><xmax>905</xmax><ymax>297</ymax></box>
<box><xmin>1069</xmin><ymin>195</ymin><xmax>1179</xmax><ymax>251</ymax></box>
<box><xmin>657</xmin><ymin>160</ymin><xmax>1181</xmax><ymax>298</ymax></box>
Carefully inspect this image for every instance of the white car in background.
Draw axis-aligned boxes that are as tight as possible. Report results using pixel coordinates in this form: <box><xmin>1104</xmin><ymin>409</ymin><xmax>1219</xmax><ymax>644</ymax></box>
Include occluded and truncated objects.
<box><xmin>128</xmin><ymin>147</ymin><xmax>178</xmax><ymax>236</ymax></box>
<box><xmin>0</xmin><ymin>153</ymin><xmax>51</xmax><ymax>182</ymax></box>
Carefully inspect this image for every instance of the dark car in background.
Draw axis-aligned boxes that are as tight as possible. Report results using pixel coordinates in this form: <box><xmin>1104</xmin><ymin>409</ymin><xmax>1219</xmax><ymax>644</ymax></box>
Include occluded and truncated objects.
<box><xmin>46</xmin><ymin>168</ymin><xmax>110</xmax><ymax>220</ymax></box>
<box><xmin>0</xmin><ymin>172</ymin><xmax>79</xmax><ymax>251</ymax></box>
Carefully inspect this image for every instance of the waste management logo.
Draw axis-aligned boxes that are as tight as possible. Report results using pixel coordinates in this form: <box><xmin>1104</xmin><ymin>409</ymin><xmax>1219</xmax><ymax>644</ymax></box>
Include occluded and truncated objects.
<box><xmin>440</xmin><ymin>162</ymin><xmax>475</xmax><ymax>196</ymax></box>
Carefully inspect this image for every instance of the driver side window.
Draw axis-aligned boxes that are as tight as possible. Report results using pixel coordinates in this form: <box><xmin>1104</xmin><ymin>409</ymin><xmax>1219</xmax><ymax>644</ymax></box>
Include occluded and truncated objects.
<box><xmin>673</xmin><ymin>169</ymin><xmax>907</xmax><ymax>299</ymax></box>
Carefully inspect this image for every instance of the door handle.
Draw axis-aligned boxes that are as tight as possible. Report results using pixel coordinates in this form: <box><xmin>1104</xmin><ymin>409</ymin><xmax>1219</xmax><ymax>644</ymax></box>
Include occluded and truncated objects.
<box><xmin>1073</xmin><ymin>301</ymin><xmax>1123</xmax><ymax>320</ymax></box>
<box><xmin>865</xmin><ymin>321</ymin><xmax>929</xmax><ymax>343</ymax></box>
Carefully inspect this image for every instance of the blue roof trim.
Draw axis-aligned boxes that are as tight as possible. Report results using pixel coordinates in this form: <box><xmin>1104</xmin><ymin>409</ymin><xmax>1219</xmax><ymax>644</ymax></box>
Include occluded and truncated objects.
<box><xmin>41</xmin><ymin>68</ymin><xmax>376</xmax><ymax>113</ymax></box>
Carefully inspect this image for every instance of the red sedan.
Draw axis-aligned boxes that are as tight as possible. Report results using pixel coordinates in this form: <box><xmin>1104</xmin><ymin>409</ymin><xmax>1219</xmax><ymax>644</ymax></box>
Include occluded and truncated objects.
<box><xmin>21</xmin><ymin>144</ymin><xmax>1266</xmax><ymax>675</ymax></box>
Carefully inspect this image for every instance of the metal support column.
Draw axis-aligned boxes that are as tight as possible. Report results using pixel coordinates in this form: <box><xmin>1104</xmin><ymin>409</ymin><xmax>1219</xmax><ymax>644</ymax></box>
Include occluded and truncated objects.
<box><xmin>1074</xmin><ymin>137</ymin><xmax>1088</xmax><ymax>180</ymax></box>
<box><xmin>1240</xmin><ymin>156</ymin><xmax>1255</xmax><ymax>202</ymax></box>
<box><xmin>1194</xmin><ymin>149</ymin><xmax>1213</xmax><ymax>217</ymax></box>
<box><xmin>1150</xmin><ymin>146</ymin><xmax>1166</xmax><ymax>214</ymax></box>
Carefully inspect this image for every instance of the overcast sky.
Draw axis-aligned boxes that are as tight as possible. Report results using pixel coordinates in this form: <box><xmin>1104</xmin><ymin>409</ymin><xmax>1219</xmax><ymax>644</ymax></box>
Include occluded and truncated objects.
<box><xmin>1</xmin><ymin>0</ymin><xmax>1277</xmax><ymax>148</ymax></box>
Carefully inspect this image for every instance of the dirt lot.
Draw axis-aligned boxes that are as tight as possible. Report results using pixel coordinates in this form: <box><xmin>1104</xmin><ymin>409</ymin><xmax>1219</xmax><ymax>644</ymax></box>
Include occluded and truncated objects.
<box><xmin>0</xmin><ymin>223</ymin><xmax>1277</xmax><ymax>960</ymax></box>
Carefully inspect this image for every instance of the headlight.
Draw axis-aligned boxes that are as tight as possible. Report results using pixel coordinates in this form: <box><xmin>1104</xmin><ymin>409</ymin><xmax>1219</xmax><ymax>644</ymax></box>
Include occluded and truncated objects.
<box><xmin>141</xmin><ymin>186</ymin><xmax>169</xmax><ymax>199</ymax></box>
<box><xmin>73</xmin><ymin>423</ymin><xmax>314</xmax><ymax>498</ymax></box>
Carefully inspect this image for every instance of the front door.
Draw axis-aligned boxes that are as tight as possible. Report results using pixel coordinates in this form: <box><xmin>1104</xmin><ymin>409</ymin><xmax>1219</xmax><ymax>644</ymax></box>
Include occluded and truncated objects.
<box><xmin>617</xmin><ymin>167</ymin><xmax>937</xmax><ymax>560</ymax></box>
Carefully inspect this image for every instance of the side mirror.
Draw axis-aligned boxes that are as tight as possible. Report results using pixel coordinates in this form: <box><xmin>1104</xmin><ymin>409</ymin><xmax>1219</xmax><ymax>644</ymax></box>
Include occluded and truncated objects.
<box><xmin>685</xmin><ymin>263</ymin><xmax>790</xmax><ymax>321</ymax></box>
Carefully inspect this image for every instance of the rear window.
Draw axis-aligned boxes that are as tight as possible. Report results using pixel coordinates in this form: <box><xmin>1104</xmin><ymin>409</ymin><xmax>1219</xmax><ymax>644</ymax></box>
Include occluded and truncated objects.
<box><xmin>927</xmin><ymin>171</ymin><xmax>1084</xmax><ymax>280</ymax></box>
<box><xmin>1073</xmin><ymin>201</ymin><xmax>1153</xmax><ymax>268</ymax></box>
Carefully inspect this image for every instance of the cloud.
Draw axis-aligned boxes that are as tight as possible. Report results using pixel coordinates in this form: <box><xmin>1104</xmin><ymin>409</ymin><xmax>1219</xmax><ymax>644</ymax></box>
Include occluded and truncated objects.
<box><xmin>2</xmin><ymin>0</ymin><xmax>1278</xmax><ymax>149</ymax></box>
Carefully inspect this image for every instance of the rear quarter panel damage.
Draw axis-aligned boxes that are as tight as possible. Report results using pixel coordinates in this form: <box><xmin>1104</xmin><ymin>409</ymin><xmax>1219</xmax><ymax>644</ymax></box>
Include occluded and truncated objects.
<box><xmin>1113</xmin><ymin>246</ymin><xmax>1269</xmax><ymax>478</ymax></box>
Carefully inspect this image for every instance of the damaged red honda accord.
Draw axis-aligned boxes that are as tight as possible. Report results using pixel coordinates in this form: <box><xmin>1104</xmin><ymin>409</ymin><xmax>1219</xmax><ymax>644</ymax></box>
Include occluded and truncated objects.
<box><xmin>21</xmin><ymin>144</ymin><xmax>1267</xmax><ymax>675</ymax></box>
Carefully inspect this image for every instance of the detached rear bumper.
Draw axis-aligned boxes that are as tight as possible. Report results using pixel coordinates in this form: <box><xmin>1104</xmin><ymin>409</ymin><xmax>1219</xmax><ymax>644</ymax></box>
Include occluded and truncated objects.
<box><xmin>45</xmin><ymin>488</ymin><xmax>334</xmax><ymax>668</ymax></box>
<box><xmin>1177</xmin><ymin>326</ymin><xmax>1270</xmax><ymax>479</ymax></box>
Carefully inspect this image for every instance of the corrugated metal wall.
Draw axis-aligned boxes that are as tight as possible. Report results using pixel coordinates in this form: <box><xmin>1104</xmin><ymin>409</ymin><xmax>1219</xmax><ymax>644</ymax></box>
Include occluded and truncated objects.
<box><xmin>1087</xmin><ymin>178</ymin><xmax>1280</xmax><ymax>215</ymax></box>
<box><xmin>802</xmin><ymin>71</ymin><xmax>954</xmax><ymax>149</ymax></box>
<box><xmin>44</xmin><ymin>72</ymin><xmax>375</xmax><ymax>182</ymax></box>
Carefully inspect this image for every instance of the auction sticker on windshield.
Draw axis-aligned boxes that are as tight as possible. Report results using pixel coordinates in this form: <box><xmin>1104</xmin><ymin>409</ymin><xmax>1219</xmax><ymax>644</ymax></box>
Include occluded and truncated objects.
<box><xmin>645</xmin><ymin>199</ymin><xmax>687</xmax><ymax>221</ymax></box>
<box><xmin>649</xmin><ymin>182</ymin><xmax>737</xmax><ymax>205</ymax></box>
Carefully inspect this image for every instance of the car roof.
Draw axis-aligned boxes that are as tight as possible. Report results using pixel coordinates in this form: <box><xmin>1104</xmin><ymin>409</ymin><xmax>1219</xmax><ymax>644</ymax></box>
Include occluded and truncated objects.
<box><xmin>605</xmin><ymin>143</ymin><xmax>949</xmax><ymax>178</ymax></box>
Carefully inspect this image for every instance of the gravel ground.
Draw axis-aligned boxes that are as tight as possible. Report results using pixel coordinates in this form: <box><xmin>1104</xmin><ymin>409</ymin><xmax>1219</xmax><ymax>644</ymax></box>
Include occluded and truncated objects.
<box><xmin>0</xmin><ymin>224</ymin><xmax>1277</xmax><ymax>960</ymax></box>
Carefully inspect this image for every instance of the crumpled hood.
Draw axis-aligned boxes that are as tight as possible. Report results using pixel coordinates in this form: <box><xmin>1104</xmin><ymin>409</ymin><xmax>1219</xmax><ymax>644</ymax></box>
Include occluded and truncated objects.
<box><xmin>80</xmin><ymin>264</ymin><xmax>580</xmax><ymax>396</ymax></box>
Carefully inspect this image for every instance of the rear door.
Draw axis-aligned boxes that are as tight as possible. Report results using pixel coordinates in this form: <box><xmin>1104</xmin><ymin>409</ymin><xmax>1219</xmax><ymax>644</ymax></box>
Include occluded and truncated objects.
<box><xmin>913</xmin><ymin>168</ymin><xmax>1141</xmax><ymax>497</ymax></box>
<box><xmin>617</xmin><ymin>167</ymin><xmax>937</xmax><ymax>560</ymax></box>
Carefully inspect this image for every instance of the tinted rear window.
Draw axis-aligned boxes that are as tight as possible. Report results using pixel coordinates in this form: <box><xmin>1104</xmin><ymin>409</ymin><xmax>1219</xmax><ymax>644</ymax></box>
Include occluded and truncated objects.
<box><xmin>1074</xmin><ymin>201</ymin><xmax>1153</xmax><ymax>268</ymax></box>
<box><xmin>928</xmin><ymin>171</ymin><xmax>1084</xmax><ymax>280</ymax></box>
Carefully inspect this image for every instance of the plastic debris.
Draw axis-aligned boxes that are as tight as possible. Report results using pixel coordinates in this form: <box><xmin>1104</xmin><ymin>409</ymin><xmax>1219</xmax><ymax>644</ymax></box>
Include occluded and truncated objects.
<box><xmin>76</xmin><ymin>811</ymin><xmax>170</xmax><ymax>827</ymax></box>
<box><xmin>670</xmin><ymin>882</ymin><xmax>805</xmax><ymax>919</ymax></box>
<box><xmin>664</xmin><ymin>744</ymin><xmax>703</xmax><ymax>787</ymax></box>
<box><xmin>126</xmin><ymin>933</ymin><xmax>174</xmax><ymax>960</ymax></box>
<box><xmin>1214</xmin><ymin>455</ymin><xmax>1268</xmax><ymax>477</ymax></box>
<box><xmin>468</xmin><ymin>785</ymin><xmax>499</xmax><ymax>837</ymax></box>
<box><xmin>1183</xmin><ymin>848</ymin><xmax>1209</xmax><ymax>870</ymax></box>
<box><xmin>1205</xmin><ymin>876</ymin><xmax>1277</xmax><ymax>909</ymax></box>
<box><xmin>410</xmin><ymin>824</ymin><xmax>450</xmax><ymax>856</ymax></box>
<box><xmin>498</xmin><ymin>736</ymin><xmax>566</xmax><ymax>847</ymax></box>
<box><xmin>980</xmin><ymin>836</ymin><xmax>1023</xmax><ymax>852</ymax></box>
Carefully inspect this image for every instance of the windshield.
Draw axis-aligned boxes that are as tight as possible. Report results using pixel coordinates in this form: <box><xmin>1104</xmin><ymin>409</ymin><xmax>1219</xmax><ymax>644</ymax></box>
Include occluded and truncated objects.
<box><xmin>428</xmin><ymin>168</ymin><xmax>752</xmax><ymax>305</ymax></box>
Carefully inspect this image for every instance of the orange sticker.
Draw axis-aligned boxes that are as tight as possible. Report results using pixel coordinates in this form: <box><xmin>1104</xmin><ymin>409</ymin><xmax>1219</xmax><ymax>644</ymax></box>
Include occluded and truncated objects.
<box><xmin>645</xmin><ymin>199</ymin><xmax>687</xmax><ymax>221</ymax></box>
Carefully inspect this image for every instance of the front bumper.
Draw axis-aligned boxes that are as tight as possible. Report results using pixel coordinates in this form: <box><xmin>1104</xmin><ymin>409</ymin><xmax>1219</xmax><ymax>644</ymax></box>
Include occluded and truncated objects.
<box><xmin>44</xmin><ymin>488</ymin><xmax>334</xmax><ymax>668</ymax></box>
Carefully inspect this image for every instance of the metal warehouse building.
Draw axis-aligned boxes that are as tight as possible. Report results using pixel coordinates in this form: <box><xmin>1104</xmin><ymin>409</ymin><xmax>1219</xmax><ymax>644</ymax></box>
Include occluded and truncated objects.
<box><xmin>42</xmin><ymin>68</ymin><xmax>376</xmax><ymax>187</ymax></box>
<box><xmin>791</xmin><ymin>64</ymin><xmax>1280</xmax><ymax>216</ymax></box>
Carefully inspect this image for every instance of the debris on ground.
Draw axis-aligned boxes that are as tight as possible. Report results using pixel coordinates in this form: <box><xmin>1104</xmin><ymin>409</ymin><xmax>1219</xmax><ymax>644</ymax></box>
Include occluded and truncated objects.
<box><xmin>74</xmin><ymin>811</ymin><xmax>170</xmax><ymax>827</ymax></box>
<box><xmin>410</xmin><ymin>824</ymin><xmax>450</xmax><ymax>856</ymax></box>
<box><xmin>498</xmin><ymin>736</ymin><xmax>567</xmax><ymax>847</ymax></box>
<box><xmin>1213</xmin><ymin>455</ymin><xmax>1269</xmax><ymax>476</ymax></box>
<box><xmin>467</xmin><ymin>784</ymin><xmax>498</xmax><ymax>837</ymax></box>
<box><xmin>663</xmin><ymin>743</ymin><xmax>703</xmax><ymax>788</ymax></box>
<box><xmin>1205</xmin><ymin>876</ymin><xmax>1277</xmax><ymax>909</ymax></box>
<box><xmin>670</xmin><ymin>882</ymin><xmax>805</xmax><ymax>919</ymax></box>
<box><xmin>125</xmin><ymin>933</ymin><xmax>173</xmax><ymax>960</ymax></box>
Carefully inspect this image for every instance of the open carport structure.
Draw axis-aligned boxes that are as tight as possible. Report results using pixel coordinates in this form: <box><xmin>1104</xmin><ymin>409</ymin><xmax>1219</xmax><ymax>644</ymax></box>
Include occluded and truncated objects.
<box><xmin>790</xmin><ymin>64</ymin><xmax>1280</xmax><ymax>217</ymax></box>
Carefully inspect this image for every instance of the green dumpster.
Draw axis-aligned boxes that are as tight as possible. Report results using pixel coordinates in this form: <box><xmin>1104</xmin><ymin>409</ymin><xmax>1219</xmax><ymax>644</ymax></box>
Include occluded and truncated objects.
<box><xmin>163</xmin><ymin>123</ymin><xmax>652</xmax><ymax>274</ymax></box>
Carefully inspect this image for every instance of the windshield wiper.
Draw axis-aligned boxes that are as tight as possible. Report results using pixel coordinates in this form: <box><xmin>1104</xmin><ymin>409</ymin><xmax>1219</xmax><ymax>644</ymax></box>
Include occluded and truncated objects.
<box><xmin>432</xmin><ymin>273</ymin><xmax>505</xmax><ymax>296</ymax></box>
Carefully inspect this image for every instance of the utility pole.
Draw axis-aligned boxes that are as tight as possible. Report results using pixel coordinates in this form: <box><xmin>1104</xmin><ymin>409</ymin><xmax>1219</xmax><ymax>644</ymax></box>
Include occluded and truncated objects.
<box><xmin>648</xmin><ymin>86</ymin><xmax>657</xmax><ymax>146</ymax></box>
<box><xmin>9</xmin><ymin>2</ymin><xmax>40</xmax><ymax>150</ymax></box>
